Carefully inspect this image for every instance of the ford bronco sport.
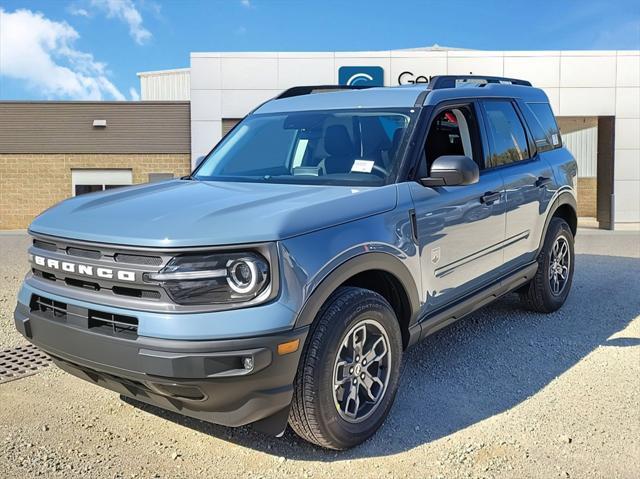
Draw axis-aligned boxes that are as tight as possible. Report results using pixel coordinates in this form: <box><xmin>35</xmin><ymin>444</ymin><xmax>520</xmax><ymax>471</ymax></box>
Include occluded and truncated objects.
<box><xmin>14</xmin><ymin>75</ymin><xmax>577</xmax><ymax>450</ymax></box>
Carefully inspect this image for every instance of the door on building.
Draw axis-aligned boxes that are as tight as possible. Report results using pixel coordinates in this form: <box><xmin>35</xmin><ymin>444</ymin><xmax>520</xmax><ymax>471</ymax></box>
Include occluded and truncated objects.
<box><xmin>71</xmin><ymin>169</ymin><xmax>133</xmax><ymax>196</ymax></box>
<box><xmin>557</xmin><ymin>117</ymin><xmax>599</xmax><ymax>220</ymax></box>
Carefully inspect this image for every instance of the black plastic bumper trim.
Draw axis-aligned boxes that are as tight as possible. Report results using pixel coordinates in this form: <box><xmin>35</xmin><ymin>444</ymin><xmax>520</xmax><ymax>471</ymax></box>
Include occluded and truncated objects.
<box><xmin>14</xmin><ymin>302</ymin><xmax>308</xmax><ymax>430</ymax></box>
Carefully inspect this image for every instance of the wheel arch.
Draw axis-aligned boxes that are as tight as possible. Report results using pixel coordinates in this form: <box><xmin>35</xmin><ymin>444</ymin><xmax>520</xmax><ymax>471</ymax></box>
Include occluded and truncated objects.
<box><xmin>294</xmin><ymin>253</ymin><xmax>421</xmax><ymax>349</ymax></box>
<box><xmin>538</xmin><ymin>191</ymin><xmax>577</xmax><ymax>255</ymax></box>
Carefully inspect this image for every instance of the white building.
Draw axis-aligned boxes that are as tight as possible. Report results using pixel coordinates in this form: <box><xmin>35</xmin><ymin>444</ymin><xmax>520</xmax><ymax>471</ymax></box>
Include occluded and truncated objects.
<box><xmin>139</xmin><ymin>46</ymin><xmax>640</xmax><ymax>228</ymax></box>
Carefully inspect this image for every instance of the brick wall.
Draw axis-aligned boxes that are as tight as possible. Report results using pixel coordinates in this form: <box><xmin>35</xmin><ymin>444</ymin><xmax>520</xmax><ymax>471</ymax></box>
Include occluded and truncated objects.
<box><xmin>577</xmin><ymin>177</ymin><xmax>597</xmax><ymax>218</ymax></box>
<box><xmin>0</xmin><ymin>154</ymin><xmax>191</xmax><ymax>230</ymax></box>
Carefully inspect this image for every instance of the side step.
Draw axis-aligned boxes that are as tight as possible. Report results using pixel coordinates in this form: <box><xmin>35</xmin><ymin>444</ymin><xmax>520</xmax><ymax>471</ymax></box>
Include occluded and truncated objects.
<box><xmin>415</xmin><ymin>262</ymin><xmax>538</xmax><ymax>343</ymax></box>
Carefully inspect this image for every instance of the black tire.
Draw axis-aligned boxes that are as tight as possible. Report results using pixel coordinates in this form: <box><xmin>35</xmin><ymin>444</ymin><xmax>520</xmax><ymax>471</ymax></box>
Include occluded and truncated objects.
<box><xmin>288</xmin><ymin>286</ymin><xmax>403</xmax><ymax>450</ymax></box>
<box><xmin>519</xmin><ymin>217</ymin><xmax>575</xmax><ymax>313</ymax></box>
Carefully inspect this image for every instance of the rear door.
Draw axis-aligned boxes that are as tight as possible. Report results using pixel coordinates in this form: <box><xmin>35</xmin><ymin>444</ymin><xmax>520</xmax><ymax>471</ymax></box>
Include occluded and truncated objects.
<box><xmin>480</xmin><ymin>99</ymin><xmax>555</xmax><ymax>271</ymax></box>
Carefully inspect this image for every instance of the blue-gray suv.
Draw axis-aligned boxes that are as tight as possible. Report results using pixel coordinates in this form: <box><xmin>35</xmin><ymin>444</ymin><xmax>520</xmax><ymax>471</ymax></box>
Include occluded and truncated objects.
<box><xmin>14</xmin><ymin>76</ymin><xmax>578</xmax><ymax>449</ymax></box>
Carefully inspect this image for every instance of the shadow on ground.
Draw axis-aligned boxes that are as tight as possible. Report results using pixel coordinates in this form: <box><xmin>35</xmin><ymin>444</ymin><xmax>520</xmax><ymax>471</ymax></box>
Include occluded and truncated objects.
<box><xmin>124</xmin><ymin>253</ymin><xmax>640</xmax><ymax>461</ymax></box>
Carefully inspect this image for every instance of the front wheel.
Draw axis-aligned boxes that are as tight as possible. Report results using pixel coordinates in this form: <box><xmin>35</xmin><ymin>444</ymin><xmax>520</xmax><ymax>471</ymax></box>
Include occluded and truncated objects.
<box><xmin>288</xmin><ymin>287</ymin><xmax>403</xmax><ymax>450</ymax></box>
<box><xmin>519</xmin><ymin>217</ymin><xmax>575</xmax><ymax>313</ymax></box>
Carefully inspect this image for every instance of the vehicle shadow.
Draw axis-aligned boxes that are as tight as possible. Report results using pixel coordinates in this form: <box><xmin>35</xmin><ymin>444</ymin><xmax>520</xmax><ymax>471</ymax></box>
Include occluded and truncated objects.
<box><xmin>125</xmin><ymin>253</ymin><xmax>640</xmax><ymax>461</ymax></box>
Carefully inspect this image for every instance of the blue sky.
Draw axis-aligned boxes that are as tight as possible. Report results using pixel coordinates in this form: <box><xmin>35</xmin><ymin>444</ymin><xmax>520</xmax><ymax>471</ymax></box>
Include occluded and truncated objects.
<box><xmin>1</xmin><ymin>0</ymin><xmax>639</xmax><ymax>101</ymax></box>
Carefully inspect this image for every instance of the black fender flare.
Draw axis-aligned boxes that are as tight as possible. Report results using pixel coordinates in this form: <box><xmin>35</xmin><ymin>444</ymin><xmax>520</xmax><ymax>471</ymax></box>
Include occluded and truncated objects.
<box><xmin>537</xmin><ymin>190</ymin><xmax>577</xmax><ymax>255</ymax></box>
<box><xmin>293</xmin><ymin>252</ymin><xmax>421</xmax><ymax>331</ymax></box>
<box><xmin>254</xmin><ymin>254</ymin><xmax>420</xmax><ymax>436</ymax></box>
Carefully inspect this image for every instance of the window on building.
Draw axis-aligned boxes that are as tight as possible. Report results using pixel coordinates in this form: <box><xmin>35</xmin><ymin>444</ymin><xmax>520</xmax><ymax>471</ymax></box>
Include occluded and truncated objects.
<box><xmin>527</xmin><ymin>102</ymin><xmax>562</xmax><ymax>149</ymax></box>
<box><xmin>71</xmin><ymin>169</ymin><xmax>133</xmax><ymax>196</ymax></box>
<box><xmin>483</xmin><ymin>101</ymin><xmax>530</xmax><ymax>167</ymax></box>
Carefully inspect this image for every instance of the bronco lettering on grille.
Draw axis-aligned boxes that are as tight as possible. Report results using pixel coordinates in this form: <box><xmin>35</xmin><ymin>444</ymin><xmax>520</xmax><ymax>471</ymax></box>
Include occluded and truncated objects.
<box><xmin>32</xmin><ymin>255</ymin><xmax>136</xmax><ymax>282</ymax></box>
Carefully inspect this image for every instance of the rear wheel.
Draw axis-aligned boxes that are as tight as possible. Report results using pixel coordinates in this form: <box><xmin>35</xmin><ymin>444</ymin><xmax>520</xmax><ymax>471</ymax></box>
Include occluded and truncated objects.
<box><xmin>289</xmin><ymin>287</ymin><xmax>403</xmax><ymax>450</ymax></box>
<box><xmin>519</xmin><ymin>217</ymin><xmax>575</xmax><ymax>313</ymax></box>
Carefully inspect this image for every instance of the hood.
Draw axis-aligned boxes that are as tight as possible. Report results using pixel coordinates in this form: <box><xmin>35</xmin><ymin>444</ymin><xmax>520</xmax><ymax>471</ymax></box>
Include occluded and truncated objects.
<box><xmin>30</xmin><ymin>180</ymin><xmax>397</xmax><ymax>247</ymax></box>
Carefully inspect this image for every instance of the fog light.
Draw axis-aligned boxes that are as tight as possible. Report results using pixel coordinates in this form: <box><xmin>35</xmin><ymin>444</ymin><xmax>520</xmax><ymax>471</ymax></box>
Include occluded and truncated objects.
<box><xmin>242</xmin><ymin>356</ymin><xmax>254</xmax><ymax>370</ymax></box>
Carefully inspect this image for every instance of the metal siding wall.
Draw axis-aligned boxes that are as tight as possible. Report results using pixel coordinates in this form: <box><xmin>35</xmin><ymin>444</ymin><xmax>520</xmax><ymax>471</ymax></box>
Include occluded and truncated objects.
<box><xmin>562</xmin><ymin>126</ymin><xmax>598</xmax><ymax>177</ymax></box>
<box><xmin>556</xmin><ymin>117</ymin><xmax>599</xmax><ymax>178</ymax></box>
<box><xmin>139</xmin><ymin>70</ymin><xmax>190</xmax><ymax>101</ymax></box>
<box><xmin>0</xmin><ymin>102</ymin><xmax>191</xmax><ymax>154</ymax></box>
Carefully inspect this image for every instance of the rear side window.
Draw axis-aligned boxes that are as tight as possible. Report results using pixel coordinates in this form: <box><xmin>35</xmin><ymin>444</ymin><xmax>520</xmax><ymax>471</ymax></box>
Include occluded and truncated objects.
<box><xmin>483</xmin><ymin>100</ymin><xmax>530</xmax><ymax>168</ymax></box>
<box><xmin>526</xmin><ymin>102</ymin><xmax>562</xmax><ymax>150</ymax></box>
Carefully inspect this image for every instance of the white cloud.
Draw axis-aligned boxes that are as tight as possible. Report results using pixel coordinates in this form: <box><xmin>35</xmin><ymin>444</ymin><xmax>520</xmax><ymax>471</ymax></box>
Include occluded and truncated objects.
<box><xmin>240</xmin><ymin>0</ymin><xmax>251</xmax><ymax>8</ymax></box>
<box><xmin>69</xmin><ymin>6</ymin><xmax>90</xmax><ymax>17</ymax></box>
<box><xmin>129</xmin><ymin>87</ymin><xmax>140</xmax><ymax>101</ymax></box>
<box><xmin>0</xmin><ymin>8</ymin><xmax>125</xmax><ymax>100</ymax></box>
<box><xmin>90</xmin><ymin>0</ymin><xmax>151</xmax><ymax>45</ymax></box>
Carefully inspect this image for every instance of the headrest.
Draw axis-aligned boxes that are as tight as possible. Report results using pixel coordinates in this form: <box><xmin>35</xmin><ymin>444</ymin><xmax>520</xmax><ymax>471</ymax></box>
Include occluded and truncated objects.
<box><xmin>325</xmin><ymin>125</ymin><xmax>354</xmax><ymax>156</ymax></box>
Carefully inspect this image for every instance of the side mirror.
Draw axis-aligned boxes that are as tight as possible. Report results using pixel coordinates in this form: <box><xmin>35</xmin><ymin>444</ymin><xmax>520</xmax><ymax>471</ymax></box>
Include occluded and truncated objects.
<box><xmin>420</xmin><ymin>155</ymin><xmax>479</xmax><ymax>187</ymax></box>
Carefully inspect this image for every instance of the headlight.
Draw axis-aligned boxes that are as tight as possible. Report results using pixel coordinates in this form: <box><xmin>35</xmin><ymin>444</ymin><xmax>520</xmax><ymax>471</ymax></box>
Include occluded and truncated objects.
<box><xmin>145</xmin><ymin>252</ymin><xmax>270</xmax><ymax>306</ymax></box>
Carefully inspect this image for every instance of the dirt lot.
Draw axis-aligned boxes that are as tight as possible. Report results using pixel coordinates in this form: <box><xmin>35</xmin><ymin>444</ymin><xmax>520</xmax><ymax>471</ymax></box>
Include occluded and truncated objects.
<box><xmin>1</xmin><ymin>230</ymin><xmax>639</xmax><ymax>479</ymax></box>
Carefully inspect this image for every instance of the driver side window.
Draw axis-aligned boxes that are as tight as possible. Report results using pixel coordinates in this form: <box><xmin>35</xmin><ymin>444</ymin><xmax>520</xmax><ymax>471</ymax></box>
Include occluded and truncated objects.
<box><xmin>420</xmin><ymin>104</ymin><xmax>482</xmax><ymax>178</ymax></box>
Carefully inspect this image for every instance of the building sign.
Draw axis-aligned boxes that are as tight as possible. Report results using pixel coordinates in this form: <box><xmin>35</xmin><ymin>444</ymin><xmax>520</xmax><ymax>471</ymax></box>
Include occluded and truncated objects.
<box><xmin>397</xmin><ymin>71</ymin><xmax>430</xmax><ymax>85</ymax></box>
<box><xmin>338</xmin><ymin>66</ymin><xmax>384</xmax><ymax>86</ymax></box>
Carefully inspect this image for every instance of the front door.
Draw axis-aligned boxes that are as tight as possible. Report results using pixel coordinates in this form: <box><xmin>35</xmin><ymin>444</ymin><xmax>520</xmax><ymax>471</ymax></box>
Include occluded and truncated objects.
<box><xmin>409</xmin><ymin>102</ymin><xmax>506</xmax><ymax>313</ymax></box>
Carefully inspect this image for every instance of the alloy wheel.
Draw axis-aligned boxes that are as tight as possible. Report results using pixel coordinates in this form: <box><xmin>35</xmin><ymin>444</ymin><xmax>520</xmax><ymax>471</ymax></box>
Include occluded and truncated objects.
<box><xmin>549</xmin><ymin>236</ymin><xmax>570</xmax><ymax>295</ymax></box>
<box><xmin>332</xmin><ymin>319</ymin><xmax>391</xmax><ymax>423</ymax></box>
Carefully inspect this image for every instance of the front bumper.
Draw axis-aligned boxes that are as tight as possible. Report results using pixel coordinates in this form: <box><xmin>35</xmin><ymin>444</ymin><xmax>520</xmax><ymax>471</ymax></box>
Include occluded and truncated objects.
<box><xmin>14</xmin><ymin>297</ymin><xmax>308</xmax><ymax>431</ymax></box>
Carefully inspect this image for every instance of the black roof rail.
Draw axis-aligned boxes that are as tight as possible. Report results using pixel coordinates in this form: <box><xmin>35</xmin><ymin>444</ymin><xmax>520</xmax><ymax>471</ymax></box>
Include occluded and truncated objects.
<box><xmin>428</xmin><ymin>75</ymin><xmax>532</xmax><ymax>89</ymax></box>
<box><xmin>276</xmin><ymin>85</ymin><xmax>373</xmax><ymax>99</ymax></box>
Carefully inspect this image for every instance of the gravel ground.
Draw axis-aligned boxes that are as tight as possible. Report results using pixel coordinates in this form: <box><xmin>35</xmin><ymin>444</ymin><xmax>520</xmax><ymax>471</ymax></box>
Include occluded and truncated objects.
<box><xmin>0</xmin><ymin>229</ymin><xmax>638</xmax><ymax>479</ymax></box>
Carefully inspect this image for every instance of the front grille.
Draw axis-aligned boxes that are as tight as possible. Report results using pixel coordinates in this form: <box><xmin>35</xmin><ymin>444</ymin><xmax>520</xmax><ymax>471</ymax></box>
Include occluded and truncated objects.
<box><xmin>30</xmin><ymin>294</ymin><xmax>138</xmax><ymax>339</ymax></box>
<box><xmin>29</xmin><ymin>235</ymin><xmax>174</xmax><ymax>307</ymax></box>
<box><xmin>33</xmin><ymin>239</ymin><xmax>57</xmax><ymax>251</ymax></box>
<box><xmin>88</xmin><ymin>310</ymin><xmax>138</xmax><ymax>338</ymax></box>
<box><xmin>30</xmin><ymin>295</ymin><xmax>67</xmax><ymax>321</ymax></box>
<box><xmin>32</xmin><ymin>268</ymin><xmax>161</xmax><ymax>300</ymax></box>
<box><xmin>65</xmin><ymin>277</ymin><xmax>100</xmax><ymax>291</ymax></box>
<box><xmin>66</xmin><ymin>246</ymin><xmax>101</xmax><ymax>259</ymax></box>
<box><xmin>112</xmin><ymin>286</ymin><xmax>161</xmax><ymax>299</ymax></box>
<box><xmin>115</xmin><ymin>253</ymin><xmax>162</xmax><ymax>266</ymax></box>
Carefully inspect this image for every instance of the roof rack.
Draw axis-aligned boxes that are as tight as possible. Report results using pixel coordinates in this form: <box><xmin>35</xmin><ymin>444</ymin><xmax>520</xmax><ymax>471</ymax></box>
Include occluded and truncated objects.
<box><xmin>276</xmin><ymin>85</ymin><xmax>373</xmax><ymax>99</ymax></box>
<box><xmin>428</xmin><ymin>75</ymin><xmax>532</xmax><ymax>89</ymax></box>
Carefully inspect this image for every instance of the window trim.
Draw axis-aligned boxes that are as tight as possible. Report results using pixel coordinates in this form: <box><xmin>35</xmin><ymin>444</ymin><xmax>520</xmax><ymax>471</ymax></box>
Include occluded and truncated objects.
<box><xmin>479</xmin><ymin>98</ymin><xmax>537</xmax><ymax>171</ymax></box>
<box><xmin>194</xmin><ymin>107</ymin><xmax>418</xmax><ymax>187</ymax></box>
<box><xmin>515</xmin><ymin>99</ymin><xmax>550</xmax><ymax>154</ymax></box>
<box><xmin>524</xmin><ymin>101</ymin><xmax>563</xmax><ymax>151</ymax></box>
<box><xmin>408</xmin><ymin>100</ymin><xmax>487</xmax><ymax>182</ymax></box>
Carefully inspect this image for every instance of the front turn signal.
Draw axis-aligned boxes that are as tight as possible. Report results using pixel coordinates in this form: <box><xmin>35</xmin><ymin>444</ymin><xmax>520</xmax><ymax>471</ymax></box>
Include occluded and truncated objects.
<box><xmin>277</xmin><ymin>339</ymin><xmax>300</xmax><ymax>356</ymax></box>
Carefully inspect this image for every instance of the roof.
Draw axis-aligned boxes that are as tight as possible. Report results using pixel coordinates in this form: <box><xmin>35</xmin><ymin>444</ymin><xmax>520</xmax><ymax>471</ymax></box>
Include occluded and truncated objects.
<box><xmin>396</xmin><ymin>43</ymin><xmax>473</xmax><ymax>51</ymax></box>
<box><xmin>136</xmin><ymin>67</ymin><xmax>190</xmax><ymax>77</ymax></box>
<box><xmin>254</xmin><ymin>82</ymin><xmax>550</xmax><ymax>114</ymax></box>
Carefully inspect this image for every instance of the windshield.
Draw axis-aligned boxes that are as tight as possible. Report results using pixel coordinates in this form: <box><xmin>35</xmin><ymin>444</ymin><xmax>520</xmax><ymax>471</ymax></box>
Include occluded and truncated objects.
<box><xmin>194</xmin><ymin>109</ymin><xmax>415</xmax><ymax>186</ymax></box>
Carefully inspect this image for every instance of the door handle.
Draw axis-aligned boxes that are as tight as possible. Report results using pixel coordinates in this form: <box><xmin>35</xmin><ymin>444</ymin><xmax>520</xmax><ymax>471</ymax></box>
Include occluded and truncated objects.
<box><xmin>480</xmin><ymin>191</ymin><xmax>501</xmax><ymax>204</ymax></box>
<box><xmin>535</xmin><ymin>176</ymin><xmax>552</xmax><ymax>188</ymax></box>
